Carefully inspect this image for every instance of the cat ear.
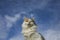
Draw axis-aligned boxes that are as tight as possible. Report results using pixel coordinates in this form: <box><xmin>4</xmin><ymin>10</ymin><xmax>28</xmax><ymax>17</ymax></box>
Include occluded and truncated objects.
<box><xmin>24</xmin><ymin>16</ymin><xmax>28</xmax><ymax>22</ymax></box>
<box><xmin>32</xmin><ymin>17</ymin><xmax>34</xmax><ymax>21</ymax></box>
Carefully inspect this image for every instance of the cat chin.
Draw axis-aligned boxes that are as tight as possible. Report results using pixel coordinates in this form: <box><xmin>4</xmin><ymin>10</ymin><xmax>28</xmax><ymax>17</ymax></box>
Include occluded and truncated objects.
<box><xmin>22</xmin><ymin>25</ymin><xmax>37</xmax><ymax>37</ymax></box>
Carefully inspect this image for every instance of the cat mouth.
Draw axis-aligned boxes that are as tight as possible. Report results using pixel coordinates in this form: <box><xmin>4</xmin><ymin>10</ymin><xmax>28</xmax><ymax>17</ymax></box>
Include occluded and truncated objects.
<box><xmin>27</xmin><ymin>24</ymin><xmax>33</xmax><ymax>27</ymax></box>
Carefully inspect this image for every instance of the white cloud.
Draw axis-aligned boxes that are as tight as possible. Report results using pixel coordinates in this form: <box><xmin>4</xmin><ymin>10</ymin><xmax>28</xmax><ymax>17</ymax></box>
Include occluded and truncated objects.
<box><xmin>0</xmin><ymin>14</ymin><xmax>21</xmax><ymax>39</ymax></box>
<box><xmin>43</xmin><ymin>29</ymin><xmax>60</xmax><ymax>40</ymax></box>
<box><xmin>9</xmin><ymin>34</ymin><xmax>24</xmax><ymax>40</ymax></box>
<box><xmin>5</xmin><ymin>14</ymin><xmax>21</xmax><ymax>28</ymax></box>
<box><xmin>5</xmin><ymin>14</ymin><xmax>20</xmax><ymax>23</ymax></box>
<box><xmin>0</xmin><ymin>16</ymin><xmax>8</xmax><ymax>39</ymax></box>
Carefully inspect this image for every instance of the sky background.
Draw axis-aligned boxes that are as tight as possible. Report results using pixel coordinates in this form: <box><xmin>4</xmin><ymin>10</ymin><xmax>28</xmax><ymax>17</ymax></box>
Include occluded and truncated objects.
<box><xmin>0</xmin><ymin>0</ymin><xmax>60</xmax><ymax>40</ymax></box>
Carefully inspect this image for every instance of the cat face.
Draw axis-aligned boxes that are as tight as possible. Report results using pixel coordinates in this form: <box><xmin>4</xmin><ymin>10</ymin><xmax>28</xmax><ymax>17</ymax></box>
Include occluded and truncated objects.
<box><xmin>23</xmin><ymin>17</ymin><xmax>35</xmax><ymax>27</ymax></box>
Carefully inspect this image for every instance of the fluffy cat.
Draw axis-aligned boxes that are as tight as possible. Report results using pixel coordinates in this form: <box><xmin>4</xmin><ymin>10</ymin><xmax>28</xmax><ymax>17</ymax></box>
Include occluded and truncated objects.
<box><xmin>21</xmin><ymin>17</ymin><xmax>45</xmax><ymax>40</ymax></box>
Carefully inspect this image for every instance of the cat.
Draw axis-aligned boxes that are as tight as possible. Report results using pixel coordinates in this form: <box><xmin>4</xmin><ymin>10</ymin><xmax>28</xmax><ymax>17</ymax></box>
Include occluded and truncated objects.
<box><xmin>21</xmin><ymin>17</ymin><xmax>45</xmax><ymax>40</ymax></box>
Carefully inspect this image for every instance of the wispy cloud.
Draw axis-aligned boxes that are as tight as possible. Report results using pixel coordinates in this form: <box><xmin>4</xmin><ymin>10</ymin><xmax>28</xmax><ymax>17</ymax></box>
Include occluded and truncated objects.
<box><xmin>0</xmin><ymin>16</ymin><xmax>8</xmax><ymax>39</ymax></box>
<box><xmin>9</xmin><ymin>34</ymin><xmax>24</xmax><ymax>40</ymax></box>
<box><xmin>5</xmin><ymin>14</ymin><xmax>21</xmax><ymax>28</ymax></box>
<box><xmin>43</xmin><ymin>29</ymin><xmax>60</xmax><ymax>40</ymax></box>
<box><xmin>0</xmin><ymin>14</ymin><xmax>21</xmax><ymax>40</ymax></box>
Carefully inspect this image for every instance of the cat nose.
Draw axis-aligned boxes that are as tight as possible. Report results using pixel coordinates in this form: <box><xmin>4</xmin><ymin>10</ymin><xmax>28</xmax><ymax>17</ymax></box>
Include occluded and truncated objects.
<box><xmin>28</xmin><ymin>23</ymin><xmax>30</xmax><ymax>25</ymax></box>
<box><xmin>25</xmin><ymin>19</ymin><xmax>28</xmax><ymax>22</ymax></box>
<box><xmin>28</xmin><ymin>22</ymin><xmax>30</xmax><ymax>25</ymax></box>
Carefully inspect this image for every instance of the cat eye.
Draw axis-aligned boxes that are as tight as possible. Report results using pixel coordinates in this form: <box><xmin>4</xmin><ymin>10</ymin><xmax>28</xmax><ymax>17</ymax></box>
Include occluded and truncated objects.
<box><xmin>30</xmin><ymin>22</ymin><xmax>33</xmax><ymax>24</ymax></box>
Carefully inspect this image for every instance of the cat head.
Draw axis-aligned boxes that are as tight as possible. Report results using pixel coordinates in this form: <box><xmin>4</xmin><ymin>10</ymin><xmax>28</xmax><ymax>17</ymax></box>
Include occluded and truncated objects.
<box><xmin>22</xmin><ymin>17</ymin><xmax>36</xmax><ymax>27</ymax></box>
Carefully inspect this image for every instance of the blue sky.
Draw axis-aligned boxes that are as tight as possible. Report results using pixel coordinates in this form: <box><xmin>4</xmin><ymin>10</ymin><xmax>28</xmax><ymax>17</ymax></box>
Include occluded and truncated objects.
<box><xmin>0</xmin><ymin>0</ymin><xmax>60</xmax><ymax>40</ymax></box>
